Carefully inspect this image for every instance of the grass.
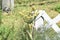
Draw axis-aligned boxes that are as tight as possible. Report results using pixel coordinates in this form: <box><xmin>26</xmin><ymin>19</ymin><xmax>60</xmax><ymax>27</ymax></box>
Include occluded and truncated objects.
<box><xmin>52</xmin><ymin>4</ymin><xmax>60</xmax><ymax>13</ymax></box>
<box><xmin>1</xmin><ymin>0</ymin><xmax>60</xmax><ymax>40</ymax></box>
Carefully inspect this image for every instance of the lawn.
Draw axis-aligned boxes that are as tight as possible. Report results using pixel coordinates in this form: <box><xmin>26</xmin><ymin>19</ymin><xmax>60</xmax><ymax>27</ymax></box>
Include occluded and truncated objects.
<box><xmin>0</xmin><ymin>0</ymin><xmax>60</xmax><ymax>40</ymax></box>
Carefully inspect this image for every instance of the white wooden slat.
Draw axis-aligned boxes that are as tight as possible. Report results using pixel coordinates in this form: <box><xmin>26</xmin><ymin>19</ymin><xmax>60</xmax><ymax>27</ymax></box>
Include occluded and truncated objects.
<box><xmin>40</xmin><ymin>10</ymin><xmax>52</xmax><ymax>23</ymax></box>
<box><xmin>2</xmin><ymin>0</ymin><xmax>10</xmax><ymax>8</ymax></box>
<box><xmin>10</xmin><ymin>0</ymin><xmax>14</xmax><ymax>10</ymax></box>
<box><xmin>52</xmin><ymin>24</ymin><xmax>60</xmax><ymax>33</ymax></box>
<box><xmin>2</xmin><ymin>0</ymin><xmax>14</xmax><ymax>10</ymax></box>
<box><xmin>34</xmin><ymin>16</ymin><xmax>44</xmax><ymax>30</ymax></box>
<box><xmin>52</xmin><ymin>14</ymin><xmax>60</xmax><ymax>23</ymax></box>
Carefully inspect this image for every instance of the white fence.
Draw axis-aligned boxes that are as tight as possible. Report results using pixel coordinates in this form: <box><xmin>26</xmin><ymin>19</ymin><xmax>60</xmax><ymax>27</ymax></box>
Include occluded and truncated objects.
<box><xmin>33</xmin><ymin>10</ymin><xmax>60</xmax><ymax>33</ymax></box>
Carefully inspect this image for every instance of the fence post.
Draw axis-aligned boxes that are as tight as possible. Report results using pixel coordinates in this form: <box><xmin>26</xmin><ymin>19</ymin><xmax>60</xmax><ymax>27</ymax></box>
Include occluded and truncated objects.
<box><xmin>10</xmin><ymin>0</ymin><xmax>14</xmax><ymax>10</ymax></box>
<box><xmin>2</xmin><ymin>0</ymin><xmax>14</xmax><ymax>13</ymax></box>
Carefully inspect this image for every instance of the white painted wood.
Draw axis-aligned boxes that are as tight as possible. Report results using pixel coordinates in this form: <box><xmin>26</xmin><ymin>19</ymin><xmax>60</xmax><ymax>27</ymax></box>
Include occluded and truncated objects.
<box><xmin>2</xmin><ymin>0</ymin><xmax>10</xmax><ymax>9</ymax></box>
<box><xmin>52</xmin><ymin>14</ymin><xmax>60</xmax><ymax>23</ymax></box>
<box><xmin>34</xmin><ymin>14</ymin><xmax>44</xmax><ymax>30</ymax></box>
<box><xmin>40</xmin><ymin>10</ymin><xmax>52</xmax><ymax>23</ymax></box>
<box><xmin>2</xmin><ymin>0</ymin><xmax>14</xmax><ymax>10</ymax></box>
<box><xmin>34</xmin><ymin>10</ymin><xmax>60</xmax><ymax>33</ymax></box>
<box><xmin>42</xmin><ymin>11</ymin><xmax>60</xmax><ymax>33</ymax></box>
<box><xmin>52</xmin><ymin>24</ymin><xmax>60</xmax><ymax>33</ymax></box>
<box><xmin>10</xmin><ymin>0</ymin><xmax>14</xmax><ymax>10</ymax></box>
